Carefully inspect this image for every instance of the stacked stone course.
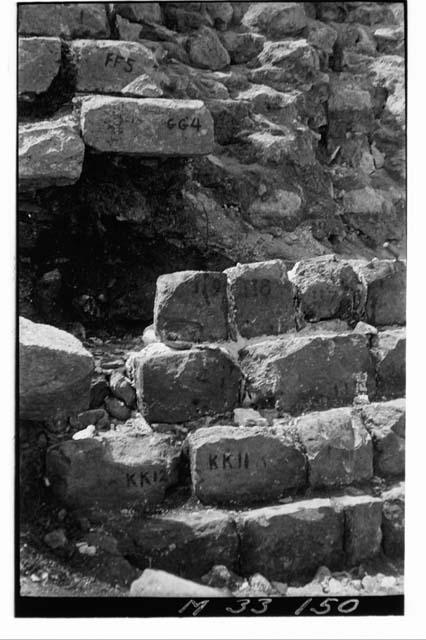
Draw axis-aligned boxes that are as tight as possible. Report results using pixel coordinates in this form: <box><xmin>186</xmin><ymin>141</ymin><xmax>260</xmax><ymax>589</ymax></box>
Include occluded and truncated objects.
<box><xmin>18</xmin><ymin>2</ymin><xmax>406</xmax><ymax>591</ymax></box>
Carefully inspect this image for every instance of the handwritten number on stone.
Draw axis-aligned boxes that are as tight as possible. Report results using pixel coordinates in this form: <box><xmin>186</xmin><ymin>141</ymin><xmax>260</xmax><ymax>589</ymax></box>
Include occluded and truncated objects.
<box><xmin>178</xmin><ymin>599</ymin><xmax>210</xmax><ymax>616</ymax></box>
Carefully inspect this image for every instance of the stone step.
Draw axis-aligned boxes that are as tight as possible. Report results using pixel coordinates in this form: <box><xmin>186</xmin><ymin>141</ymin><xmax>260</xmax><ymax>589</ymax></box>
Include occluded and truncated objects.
<box><xmin>152</xmin><ymin>257</ymin><xmax>406</xmax><ymax>343</ymax></box>
<box><xmin>18</xmin><ymin>3</ymin><xmax>110</xmax><ymax>38</ymax></box>
<box><xmin>113</xmin><ymin>489</ymin><xmax>401</xmax><ymax>583</ymax></box>
<box><xmin>185</xmin><ymin>401</ymin><xmax>404</xmax><ymax>507</ymax></box>
<box><xmin>80</xmin><ymin>96</ymin><xmax>214</xmax><ymax>156</ymax></box>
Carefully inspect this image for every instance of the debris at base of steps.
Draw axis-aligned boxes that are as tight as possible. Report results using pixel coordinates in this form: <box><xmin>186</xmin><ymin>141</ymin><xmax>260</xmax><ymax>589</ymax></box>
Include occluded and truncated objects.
<box><xmin>129</xmin><ymin>568</ymin><xmax>230</xmax><ymax>597</ymax></box>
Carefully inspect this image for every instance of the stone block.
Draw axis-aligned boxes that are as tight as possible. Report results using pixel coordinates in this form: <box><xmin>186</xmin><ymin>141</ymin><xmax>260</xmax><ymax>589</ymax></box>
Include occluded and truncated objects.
<box><xmin>46</xmin><ymin>427</ymin><xmax>181</xmax><ymax>508</ymax></box>
<box><xmin>382</xmin><ymin>482</ymin><xmax>404</xmax><ymax>557</ymax></box>
<box><xmin>238</xmin><ymin>498</ymin><xmax>344</xmax><ymax>581</ymax></box>
<box><xmin>128</xmin><ymin>508</ymin><xmax>239</xmax><ymax>579</ymax></box>
<box><xmin>242</xmin><ymin>3</ymin><xmax>307</xmax><ymax>38</ymax></box>
<box><xmin>356</xmin><ymin>259</ymin><xmax>406</xmax><ymax>326</ymax></box>
<box><xmin>255</xmin><ymin>39</ymin><xmax>320</xmax><ymax>89</ymax></box>
<box><xmin>70</xmin><ymin>40</ymin><xmax>157</xmax><ymax>93</ymax></box>
<box><xmin>188</xmin><ymin>26</ymin><xmax>230</xmax><ymax>70</ymax></box>
<box><xmin>114</xmin><ymin>3</ymin><xmax>163</xmax><ymax>24</ymax></box>
<box><xmin>130</xmin><ymin>568</ymin><xmax>228</xmax><ymax>597</ymax></box>
<box><xmin>133</xmin><ymin>344</ymin><xmax>241</xmax><ymax>423</ymax></box>
<box><xmin>361</xmin><ymin>399</ymin><xmax>405</xmax><ymax>476</ymax></box>
<box><xmin>80</xmin><ymin>96</ymin><xmax>214</xmax><ymax>156</ymax></box>
<box><xmin>296</xmin><ymin>407</ymin><xmax>373</xmax><ymax>488</ymax></box>
<box><xmin>18</xmin><ymin>37</ymin><xmax>61</xmax><ymax>95</ymax></box>
<box><xmin>19</xmin><ymin>116</ymin><xmax>85</xmax><ymax>191</ymax></box>
<box><xmin>225</xmin><ymin>260</ymin><xmax>295</xmax><ymax>338</ymax></box>
<box><xmin>290</xmin><ymin>255</ymin><xmax>365</xmax><ymax>323</ymax></box>
<box><xmin>19</xmin><ymin>317</ymin><xmax>94</xmax><ymax>421</ymax></box>
<box><xmin>187</xmin><ymin>425</ymin><xmax>306</xmax><ymax>505</ymax></box>
<box><xmin>18</xmin><ymin>3</ymin><xmax>110</xmax><ymax>38</ymax></box>
<box><xmin>333</xmin><ymin>495</ymin><xmax>382</xmax><ymax>564</ymax></box>
<box><xmin>372</xmin><ymin>328</ymin><xmax>406</xmax><ymax>398</ymax></box>
<box><xmin>153</xmin><ymin>270</ymin><xmax>228</xmax><ymax>342</ymax></box>
<box><xmin>240</xmin><ymin>331</ymin><xmax>376</xmax><ymax>415</ymax></box>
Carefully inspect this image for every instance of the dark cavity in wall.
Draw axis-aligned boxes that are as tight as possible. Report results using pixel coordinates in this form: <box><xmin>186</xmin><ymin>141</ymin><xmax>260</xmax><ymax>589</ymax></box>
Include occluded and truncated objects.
<box><xmin>18</xmin><ymin>151</ymin><xmax>233</xmax><ymax>334</ymax></box>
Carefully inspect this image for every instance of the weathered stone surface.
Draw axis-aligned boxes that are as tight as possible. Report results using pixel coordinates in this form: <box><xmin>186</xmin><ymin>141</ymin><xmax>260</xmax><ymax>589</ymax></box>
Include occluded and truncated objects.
<box><xmin>290</xmin><ymin>255</ymin><xmax>365</xmax><ymax>323</ymax></box>
<box><xmin>109</xmin><ymin>371</ymin><xmax>136</xmax><ymax>407</ymax></box>
<box><xmin>240</xmin><ymin>332</ymin><xmax>375</xmax><ymax>415</ymax></box>
<box><xmin>296</xmin><ymin>407</ymin><xmax>373</xmax><ymax>488</ymax></box>
<box><xmin>247</xmin><ymin>128</ymin><xmax>316</xmax><ymax>167</ymax></box>
<box><xmin>19</xmin><ymin>317</ymin><xmax>94</xmax><ymax>421</ymax></box>
<box><xmin>328</xmin><ymin>76</ymin><xmax>374</xmax><ymax>138</ymax></box>
<box><xmin>89</xmin><ymin>375</ymin><xmax>109</xmax><ymax>409</ymax></box>
<box><xmin>247</xmin><ymin>189</ymin><xmax>303</xmax><ymax>230</ymax></box>
<box><xmin>205</xmin><ymin>98</ymin><xmax>251</xmax><ymax>145</ymax></box>
<box><xmin>188</xmin><ymin>26</ymin><xmax>231</xmax><ymax>70</ymax></box>
<box><xmin>18</xmin><ymin>37</ymin><xmax>61</xmax><ymax>95</ymax></box>
<box><xmin>207</xmin><ymin>2</ymin><xmax>234</xmax><ymax>30</ymax></box>
<box><xmin>342</xmin><ymin>187</ymin><xmax>399</xmax><ymax>246</ymax></box>
<box><xmin>128</xmin><ymin>508</ymin><xmax>239</xmax><ymax>578</ymax></box>
<box><xmin>133</xmin><ymin>344</ymin><xmax>241</xmax><ymax>423</ymax></box>
<box><xmin>382</xmin><ymin>482</ymin><xmax>404</xmax><ymax>557</ymax></box>
<box><xmin>105</xmin><ymin>396</ymin><xmax>131</xmax><ymax>421</ymax></box>
<box><xmin>19</xmin><ymin>116</ymin><xmax>85</xmax><ymax>190</ymax></box>
<box><xmin>356</xmin><ymin>260</ymin><xmax>406</xmax><ymax>326</ymax></box>
<box><xmin>304</xmin><ymin>19</ymin><xmax>338</xmax><ymax>54</ymax></box>
<box><xmin>80</xmin><ymin>96</ymin><xmax>214</xmax><ymax>156</ymax></box>
<box><xmin>18</xmin><ymin>3</ymin><xmax>110</xmax><ymax>38</ymax></box>
<box><xmin>219</xmin><ymin>31</ymin><xmax>265</xmax><ymax>64</ymax></box>
<box><xmin>333</xmin><ymin>495</ymin><xmax>382</xmax><ymax>564</ymax></box>
<box><xmin>130</xmin><ymin>568</ymin><xmax>228</xmax><ymax>597</ymax></box>
<box><xmin>238</xmin><ymin>499</ymin><xmax>344</xmax><ymax>581</ymax></box>
<box><xmin>254</xmin><ymin>39</ymin><xmax>320</xmax><ymax>89</ymax></box>
<box><xmin>372</xmin><ymin>328</ymin><xmax>406</xmax><ymax>399</ymax></box>
<box><xmin>70</xmin><ymin>40</ymin><xmax>156</xmax><ymax>93</ymax></box>
<box><xmin>187</xmin><ymin>425</ymin><xmax>306</xmax><ymax>505</ymax></box>
<box><xmin>154</xmin><ymin>270</ymin><xmax>228</xmax><ymax>342</ymax></box>
<box><xmin>225</xmin><ymin>260</ymin><xmax>295</xmax><ymax>338</ymax></box>
<box><xmin>237</xmin><ymin>85</ymin><xmax>298</xmax><ymax>119</ymax></box>
<box><xmin>360</xmin><ymin>399</ymin><xmax>405</xmax><ymax>477</ymax></box>
<box><xmin>46</xmin><ymin>428</ymin><xmax>181</xmax><ymax>507</ymax></box>
<box><xmin>242</xmin><ymin>3</ymin><xmax>307</xmax><ymax>38</ymax></box>
<box><xmin>114</xmin><ymin>3</ymin><xmax>162</xmax><ymax>24</ymax></box>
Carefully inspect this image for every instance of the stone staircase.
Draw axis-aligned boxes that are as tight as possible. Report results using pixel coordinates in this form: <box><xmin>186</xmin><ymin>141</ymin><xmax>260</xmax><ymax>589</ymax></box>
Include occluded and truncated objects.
<box><xmin>37</xmin><ymin>254</ymin><xmax>405</xmax><ymax>584</ymax></box>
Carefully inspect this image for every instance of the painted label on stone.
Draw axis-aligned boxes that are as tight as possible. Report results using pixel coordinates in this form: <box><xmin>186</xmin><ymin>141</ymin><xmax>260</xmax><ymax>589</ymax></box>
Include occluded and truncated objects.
<box><xmin>206</xmin><ymin>451</ymin><xmax>251</xmax><ymax>470</ymax></box>
<box><xmin>104</xmin><ymin>52</ymin><xmax>136</xmax><ymax>72</ymax></box>
<box><xmin>125</xmin><ymin>467</ymin><xmax>168</xmax><ymax>488</ymax></box>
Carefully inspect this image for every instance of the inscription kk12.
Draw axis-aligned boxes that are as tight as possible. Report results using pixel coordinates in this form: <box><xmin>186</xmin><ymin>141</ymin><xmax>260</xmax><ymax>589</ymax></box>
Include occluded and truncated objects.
<box><xmin>126</xmin><ymin>468</ymin><xmax>168</xmax><ymax>488</ymax></box>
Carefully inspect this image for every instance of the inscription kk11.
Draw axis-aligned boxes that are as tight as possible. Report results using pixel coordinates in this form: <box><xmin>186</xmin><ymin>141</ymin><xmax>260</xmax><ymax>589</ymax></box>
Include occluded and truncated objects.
<box><xmin>208</xmin><ymin>452</ymin><xmax>250</xmax><ymax>470</ymax></box>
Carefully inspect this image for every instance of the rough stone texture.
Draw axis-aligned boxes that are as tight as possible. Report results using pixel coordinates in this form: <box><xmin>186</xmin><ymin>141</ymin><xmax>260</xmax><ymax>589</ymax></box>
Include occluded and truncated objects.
<box><xmin>219</xmin><ymin>31</ymin><xmax>265</xmax><ymax>64</ymax></box>
<box><xmin>46</xmin><ymin>428</ymin><xmax>181</xmax><ymax>508</ymax></box>
<box><xmin>19</xmin><ymin>116</ymin><xmax>85</xmax><ymax>190</ymax></box>
<box><xmin>239</xmin><ymin>332</ymin><xmax>376</xmax><ymax>415</ymax></box>
<box><xmin>19</xmin><ymin>316</ymin><xmax>94</xmax><ymax>421</ymax></box>
<box><xmin>296</xmin><ymin>407</ymin><xmax>373</xmax><ymax>488</ymax></box>
<box><xmin>128</xmin><ymin>508</ymin><xmax>239</xmax><ymax>579</ymax></box>
<box><xmin>290</xmin><ymin>255</ymin><xmax>365</xmax><ymax>323</ymax></box>
<box><xmin>225</xmin><ymin>260</ymin><xmax>295</xmax><ymax>338</ymax></box>
<box><xmin>238</xmin><ymin>499</ymin><xmax>344</xmax><ymax>581</ymax></box>
<box><xmin>361</xmin><ymin>399</ymin><xmax>405</xmax><ymax>477</ymax></box>
<box><xmin>254</xmin><ymin>39</ymin><xmax>320</xmax><ymax>90</ymax></box>
<box><xmin>372</xmin><ymin>328</ymin><xmax>406</xmax><ymax>399</ymax></box>
<box><xmin>80</xmin><ymin>96</ymin><xmax>214</xmax><ymax>155</ymax></box>
<box><xmin>382</xmin><ymin>482</ymin><xmax>404</xmax><ymax>557</ymax></box>
<box><xmin>333</xmin><ymin>495</ymin><xmax>383</xmax><ymax>564</ymax></box>
<box><xmin>206</xmin><ymin>2</ymin><xmax>234</xmax><ymax>30</ymax></box>
<box><xmin>356</xmin><ymin>259</ymin><xmax>406</xmax><ymax>326</ymax></box>
<box><xmin>114</xmin><ymin>3</ymin><xmax>163</xmax><ymax>24</ymax></box>
<box><xmin>18</xmin><ymin>3</ymin><xmax>110</xmax><ymax>38</ymax></box>
<box><xmin>242</xmin><ymin>3</ymin><xmax>307</xmax><ymax>38</ymax></box>
<box><xmin>109</xmin><ymin>371</ymin><xmax>136</xmax><ymax>407</ymax></box>
<box><xmin>187</xmin><ymin>425</ymin><xmax>306</xmax><ymax>505</ymax></box>
<box><xmin>133</xmin><ymin>344</ymin><xmax>241</xmax><ymax>423</ymax></box>
<box><xmin>328</xmin><ymin>76</ymin><xmax>374</xmax><ymax>138</ymax></box>
<box><xmin>18</xmin><ymin>37</ymin><xmax>61</xmax><ymax>95</ymax></box>
<box><xmin>188</xmin><ymin>25</ymin><xmax>230</xmax><ymax>70</ymax></box>
<box><xmin>130</xmin><ymin>568</ymin><xmax>228</xmax><ymax>597</ymax></box>
<box><xmin>70</xmin><ymin>40</ymin><xmax>157</xmax><ymax>93</ymax></box>
<box><xmin>153</xmin><ymin>270</ymin><xmax>228</xmax><ymax>342</ymax></box>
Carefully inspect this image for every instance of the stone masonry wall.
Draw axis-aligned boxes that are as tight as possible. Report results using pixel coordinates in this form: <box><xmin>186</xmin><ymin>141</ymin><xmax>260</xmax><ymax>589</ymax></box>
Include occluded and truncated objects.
<box><xmin>18</xmin><ymin>2</ymin><xmax>405</xmax><ymax>332</ymax></box>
